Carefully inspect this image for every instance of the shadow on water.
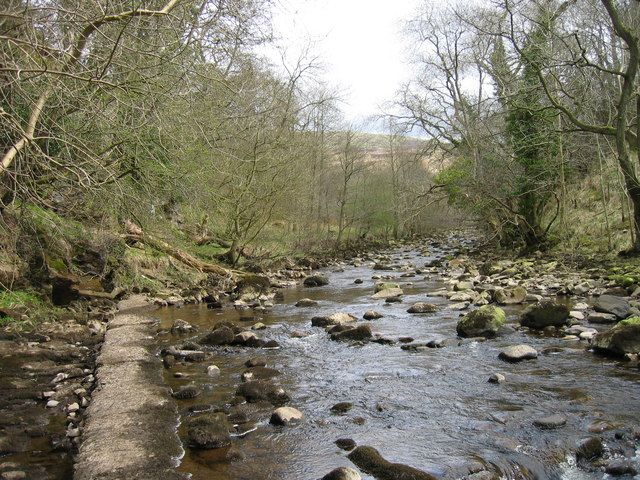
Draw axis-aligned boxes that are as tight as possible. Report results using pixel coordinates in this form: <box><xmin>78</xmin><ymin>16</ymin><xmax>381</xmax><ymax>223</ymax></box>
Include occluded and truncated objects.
<box><xmin>153</xmin><ymin>247</ymin><xmax>640</xmax><ymax>480</ymax></box>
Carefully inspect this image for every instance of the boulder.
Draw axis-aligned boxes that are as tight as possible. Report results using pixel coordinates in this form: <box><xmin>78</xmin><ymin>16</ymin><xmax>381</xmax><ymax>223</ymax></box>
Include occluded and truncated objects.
<box><xmin>605</xmin><ymin>460</ymin><xmax>637</xmax><ymax>476</ymax></box>
<box><xmin>576</xmin><ymin>436</ymin><xmax>604</xmax><ymax>460</ymax></box>
<box><xmin>270</xmin><ymin>406</ymin><xmax>303</xmax><ymax>426</ymax></box>
<box><xmin>456</xmin><ymin>305</ymin><xmax>505</xmax><ymax>338</ymax></box>
<box><xmin>335</xmin><ymin>438</ymin><xmax>357</xmax><ymax>451</ymax></box>
<box><xmin>322</xmin><ymin>468</ymin><xmax>362</xmax><ymax>480</ymax></box>
<box><xmin>520</xmin><ymin>301</ymin><xmax>570</xmax><ymax>329</ymax></box>
<box><xmin>594</xmin><ymin>295</ymin><xmax>630</xmax><ymax>319</ymax></box>
<box><xmin>407</xmin><ymin>303</ymin><xmax>437</xmax><ymax>314</ymax></box>
<box><xmin>372</xmin><ymin>288</ymin><xmax>404</xmax><ymax>299</ymax></box>
<box><xmin>232</xmin><ymin>331</ymin><xmax>258</xmax><ymax>346</ymax></box>
<box><xmin>493</xmin><ymin>286</ymin><xmax>527</xmax><ymax>305</ymax></box>
<box><xmin>236</xmin><ymin>380</ymin><xmax>290</xmax><ymax>406</ymax></box>
<box><xmin>363</xmin><ymin>310</ymin><xmax>384</xmax><ymax>320</ymax></box>
<box><xmin>330</xmin><ymin>402</ymin><xmax>353</xmax><ymax>414</ymax></box>
<box><xmin>170</xmin><ymin>319</ymin><xmax>196</xmax><ymax>334</ymax></box>
<box><xmin>200</xmin><ymin>326</ymin><xmax>235</xmax><ymax>345</ymax></box>
<box><xmin>375</xmin><ymin>282</ymin><xmax>400</xmax><ymax>293</ymax></box>
<box><xmin>591</xmin><ymin>318</ymin><xmax>640</xmax><ymax>356</ymax></box>
<box><xmin>186</xmin><ymin>412</ymin><xmax>231</xmax><ymax>449</ymax></box>
<box><xmin>347</xmin><ymin>446</ymin><xmax>437</xmax><ymax>480</ymax></box>
<box><xmin>303</xmin><ymin>275</ymin><xmax>329</xmax><ymax>287</ymax></box>
<box><xmin>498</xmin><ymin>345</ymin><xmax>538</xmax><ymax>362</ymax></box>
<box><xmin>312</xmin><ymin>313</ymin><xmax>356</xmax><ymax>327</ymax></box>
<box><xmin>172</xmin><ymin>385</ymin><xmax>200</xmax><ymax>399</ymax></box>
<box><xmin>331</xmin><ymin>324</ymin><xmax>373</xmax><ymax>342</ymax></box>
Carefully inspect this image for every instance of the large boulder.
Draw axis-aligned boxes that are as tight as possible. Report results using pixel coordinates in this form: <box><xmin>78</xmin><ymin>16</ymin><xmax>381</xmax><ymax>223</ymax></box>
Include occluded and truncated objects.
<box><xmin>331</xmin><ymin>324</ymin><xmax>373</xmax><ymax>342</ymax></box>
<box><xmin>347</xmin><ymin>446</ymin><xmax>437</xmax><ymax>480</ymax></box>
<box><xmin>593</xmin><ymin>295</ymin><xmax>631</xmax><ymax>319</ymax></box>
<box><xmin>186</xmin><ymin>413</ymin><xmax>231</xmax><ymax>449</ymax></box>
<box><xmin>591</xmin><ymin>318</ymin><xmax>640</xmax><ymax>357</ymax></box>
<box><xmin>303</xmin><ymin>275</ymin><xmax>329</xmax><ymax>287</ymax></box>
<box><xmin>456</xmin><ymin>305</ymin><xmax>506</xmax><ymax>338</ymax></box>
<box><xmin>236</xmin><ymin>380</ymin><xmax>290</xmax><ymax>406</ymax></box>
<box><xmin>312</xmin><ymin>312</ymin><xmax>356</xmax><ymax>327</ymax></box>
<box><xmin>200</xmin><ymin>326</ymin><xmax>235</xmax><ymax>345</ymax></box>
<box><xmin>493</xmin><ymin>286</ymin><xmax>527</xmax><ymax>305</ymax></box>
<box><xmin>520</xmin><ymin>301</ymin><xmax>570</xmax><ymax>329</ymax></box>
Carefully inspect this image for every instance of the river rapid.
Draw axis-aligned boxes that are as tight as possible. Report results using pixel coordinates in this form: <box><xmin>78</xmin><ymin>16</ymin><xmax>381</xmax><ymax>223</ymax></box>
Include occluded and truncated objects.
<box><xmin>154</xmin><ymin>241</ymin><xmax>640</xmax><ymax>480</ymax></box>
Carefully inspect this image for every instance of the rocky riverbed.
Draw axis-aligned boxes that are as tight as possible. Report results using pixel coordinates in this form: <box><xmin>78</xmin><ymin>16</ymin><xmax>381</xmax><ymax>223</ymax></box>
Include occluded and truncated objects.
<box><xmin>151</xmin><ymin>235</ymin><xmax>640</xmax><ymax>480</ymax></box>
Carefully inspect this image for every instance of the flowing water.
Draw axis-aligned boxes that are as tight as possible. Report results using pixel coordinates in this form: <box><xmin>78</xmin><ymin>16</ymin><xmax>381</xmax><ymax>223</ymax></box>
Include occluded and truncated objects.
<box><xmin>155</xmin><ymin>245</ymin><xmax>640</xmax><ymax>480</ymax></box>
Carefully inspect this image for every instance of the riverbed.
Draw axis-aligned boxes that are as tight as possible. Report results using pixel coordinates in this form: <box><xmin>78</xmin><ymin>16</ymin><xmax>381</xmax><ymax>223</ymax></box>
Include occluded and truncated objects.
<box><xmin>154</xmin><ymin>243</ymin><xmax>640</xmax><ymax>480</ymax></box>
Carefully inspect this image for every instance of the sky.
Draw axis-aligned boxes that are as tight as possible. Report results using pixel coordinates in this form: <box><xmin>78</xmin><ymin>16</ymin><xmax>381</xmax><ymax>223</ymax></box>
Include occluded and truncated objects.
<box><xmin>268</xmin><ymin>0</ymin><xmax>422</xmax><ymax>127</ymax></box>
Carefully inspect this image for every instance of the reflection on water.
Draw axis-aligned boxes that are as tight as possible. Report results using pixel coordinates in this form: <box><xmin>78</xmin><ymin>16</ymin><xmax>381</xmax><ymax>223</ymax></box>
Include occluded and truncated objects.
<box><xmin>153</xmin><ymin>247</ymin><xmax>640</xmax><ymax>480</ymax></box>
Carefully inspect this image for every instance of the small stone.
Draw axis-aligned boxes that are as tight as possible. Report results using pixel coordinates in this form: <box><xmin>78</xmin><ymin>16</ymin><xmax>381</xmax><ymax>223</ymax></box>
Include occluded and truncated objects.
<box><xmin>407</xmin><ymin>302</ymin><xmax>438</xmax><ymax>314</ymax></box>
<box><xmin>172</xmin><ymin>385</ymin><xmax>201</xmax><ymax>400</ymax></box>
<box><xmin>46</xmin><ymin>400</ymin><xmax>59</xmax><ymax>408</ymax></box>
<box><xmin>354</xmin><ymin>279</ymin><xmax>363</xmax><ymax>284</ymax></box>
<box><xmin>1</xmin><ymin>472</ymin><xmax>27</xmax><ymax>480</ymax></box>
<box><xmin>321</xmin><ymin>467</ymin><xmax>361</xmax><ymax>480</ymax></box>
<box><xmin>295</xmin><ymin>298</ymin><xmax>318</xmax><ymax>307</ymax></box>
<box><xmin>576</xmin><ymin>436</ymin><xmax>604</xmax><ymax>460</ymax></box>
<box><xmin>52</xmin><ymin>373</ymin><xmax>68</xmax><ymax>384</ymax></box>
<box><xmin>66</xmin><ymin>428</ymin><xmax>80</xmax><ymax>438</ymax></box>
<box><xmin>335</xmin><ymin>438</ymin><xmax>357</xmax><ymax>451</ymax></box>
<box><xmin>488</xmin><ymin>373</ymin><xmax>506</xmax><ymax>384</ymax></box>
<box><xmin>498</xmin><ymin>345</ymin><xmax>538</xmax><ymax>362</ymax></box>
<box><xmin>245</xmin><ymin>357</ymin><xmax>267</xmax><ymax>367</ymax></box>
<box><xmin>206</xmin><ymin>365</ymin><xmax>221</xmax><ymax>377</ymax></box>
<box><xmin>67</xmin><ymin>402</ymin><xmax>79</xmax><ymax>413</ymax></box>
<box><xmin>269</xmin><ymin>406</ymin><xmax>303</xmax><ymax>426</ymax></box>
<box><xmin>533</xmin><ymin>414</ymin><xmax>567</xmax><ymax>429</ymax></box>
<box><xmin>363</xmin><ymin>310</ymin><xmax>383</xmax><ymax>320</ymax></box>
<box><xmin>330</xmin><ymin>402</ymin><xmax>353</xmax><ymax>414</ymax></box>
<box><xmin>251</xmin><ymin>322</ymin><xmax>266</xmax><ymax>330</ymax></box>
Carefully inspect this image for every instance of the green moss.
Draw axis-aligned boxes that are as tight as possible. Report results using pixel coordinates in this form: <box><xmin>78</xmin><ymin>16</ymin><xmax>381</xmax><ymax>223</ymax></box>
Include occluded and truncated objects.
<box><xmin>0</xmin><ymin>290</ymin><xmax>43</xmax><ymax>310</ymax></box>
<box><xmin>618</xmin><ymin>317</ymin><xmax>640</xmax><ymax>327</ymax></box>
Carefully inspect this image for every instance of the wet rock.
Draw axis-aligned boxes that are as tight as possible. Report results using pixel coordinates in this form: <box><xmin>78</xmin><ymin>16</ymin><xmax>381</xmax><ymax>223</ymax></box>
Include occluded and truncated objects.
<box><xmin>186</xmin><ymin>412</ymin><xmax>231</xmax><ymax>449</ymax></box>
<box><xmin>166</xmin><ymin>347</ymin><xmax>206</xmax><ymax>362</ymax></box>
<box><xmin>385</xmin><ymin>296</ymin><xmax>403</xmax><ymax>303</ymax></box>
<box><xmin>170</xmin><ymin>319</ymin><xmax>196</xmax><ymax>334</ymax></box>
<box><xmin>347</xmin><ymin>445</ymin><xmax>437</xmax><ymax>480</ymax></box>
<box><xmin>587</xmin><ymin>312</ymin><xmax>617</xmax><ymax>324</ymax></box>
<box><xmin>533</xmin><ymin>414</ymin><xmax>567</xmax><ymax>429</ymax></box>
<box><xmin>241</xmin><ymin>366</ymin><xmax>280</xmax><ymax>382</ymax></box>
<box><xmin>200</xmin><ymin>326</ymin><xmax>235</xmax><ymax>346</ymax></box>
<box><xmin>1</xmin><ymin>472</ymin><xmax>27</xmax><ymax>480</ymax></box>
<box><xmin>372</xmin><ymin>288</ymin><xmax>404</xmax><ymax>299</ymax></box>
<box><xmin>594</xmin><ymin>295</ymin><xmax>631</xmax><ymax>319</ymax></box>
<box><xmin>304</xmin><ymin>275</ymin><xmax>329</xmax><ymax>287</ymax></box>
<box><xmin>520</xmin><ymin>300</ymin><xmax>570</xmax><ymax>330</ymax></box>
<box><xmin>576</xmin><ymin>436</ymin><xmax>604</xmax><ymax>460</ymax></box>
<box><xmin>233</xmin><ymin>331</ymin><xmax>258</xmax><ymax>346</ymax></box>
<box><xmin>173</xmin><ymin>385</ymin><xmax>201</xmax><ymax>400</ymax></box>
<box><xmin>498</xmin><ymin>345</ymin><xmax>538</xmax><ymax>362</ymax></box>
<box><xmin>245</xmin><ymin>357</ymin><xmax>267</xmax><ymax>367</ymax></box>
<box><xmin>206</xmin><ymin>365</ymin><xmax>220</xmax><ymax>377</ymax></box>
<box><xmin>363</xmin><ymin>310</ymin><xmax>384</xmax><ymax>320</ymax></box>
<box><xmin>296</xmin><ymin>298</ymin><xmax>318</xmax><ymax>307</ymax></box>
<box><xmin>591</xmin><ymin>319</ymin><xmax>640</xmax><ymax>356</ymax></box>
<box><xmin>493</xmin><ymin>286</ymin><xmax>527</xmax><ymax>305</ymax></box>
<box><xmin>605</xmin><ymin>459</ymin><xmax>637</xmax><ymax>476</ymax></box>
<box><xmin>270</xmin><ymin>406</ymin><xmax>303</xmax><ymax>426</ymax></box>
<box><xmin>312</xmin><ymin>313</ymin><xmax>357</xmax><ymax>328</ymax></box>
<box><xmin>236</xmin><ymin>380</ymin><xmax>290</xmax><ymax>406</ymax></box>
<box><xmin>456</xmin><ymin>305</ymin><xmax>505</xmax><ymax>338</ymax></box>
<box><xmin>263</xmin><ymin>339</ymin><xmax>280</xmax><ymax>348</ymax></box>
<box><xmin>354</xmin><ymin>279</ymin><xmax>363</xmax><ymax>284</ymax></box>
<box><xmin>331</xmin><ymin>402</ymin><xmax>353</xmax><ymax>414</ymax></box>
<box><xmin>488</xmin><ymin>373</ymin><xmax>506</xmax><ymax>384</ymax></box>
<box><xmin>331</xmin><ymin>324</ymin><xmax>373</xmax><ymax>342</ymax></box>
<box><xmin>336</xmin><ymin>438</ymin><xmax>357</xmax><ymax>451</ymax></box>
<box><xmin>407</xmin><ymin>303</ymin><xmax>437</xmax><ymax>314</ymax></box>
<box><xmin>322</xmin><ymin>467</ymin><xmax>362</xmax><ymax>480</ymax></box>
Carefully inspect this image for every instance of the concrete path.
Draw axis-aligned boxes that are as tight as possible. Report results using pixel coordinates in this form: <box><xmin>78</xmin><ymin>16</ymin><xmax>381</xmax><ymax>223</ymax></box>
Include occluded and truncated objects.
<box><xmin>75</xmin><ymin>301</ymin><xmax>184</xmax><ymax>480</ymax></box>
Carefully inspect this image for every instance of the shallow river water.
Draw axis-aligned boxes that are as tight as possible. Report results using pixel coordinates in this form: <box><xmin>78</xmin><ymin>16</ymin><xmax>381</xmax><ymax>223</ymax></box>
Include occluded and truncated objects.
<box><xmin>154</xmin><ymin>245</ymin><xmax>640</xmax><ymax>480</ymax></box>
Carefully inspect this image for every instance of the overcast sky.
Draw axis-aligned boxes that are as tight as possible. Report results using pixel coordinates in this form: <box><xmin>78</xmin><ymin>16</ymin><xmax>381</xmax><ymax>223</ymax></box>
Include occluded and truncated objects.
<box><xmin>269</xmin><ymin>0</ymin><xmax>422</xmax><ymax>127</ymax></box>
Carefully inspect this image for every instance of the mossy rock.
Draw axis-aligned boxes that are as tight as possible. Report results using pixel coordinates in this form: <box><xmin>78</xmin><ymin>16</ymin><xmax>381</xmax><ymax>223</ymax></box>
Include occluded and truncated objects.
<box><xmin>592</xmin><ymin>322</ymin><xmax>640</xmax><ymax>357</ymax></box>
<box><xmin>618</xmin><ymin>316</ymin><xmax>640</xmax><ymax>327</ymax></box>
<box><xmin>456</xmin><ymin>305</ymin><xmax>506</xmax><ymax>338</ymax></box>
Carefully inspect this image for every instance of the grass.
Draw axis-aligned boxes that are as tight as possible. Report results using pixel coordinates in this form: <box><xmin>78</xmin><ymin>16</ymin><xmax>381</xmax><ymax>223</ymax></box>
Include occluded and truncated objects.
<box><xmin>0</xmin><ymin>289</ymin><xmax>53</xmax><ymax>328</ymax></box>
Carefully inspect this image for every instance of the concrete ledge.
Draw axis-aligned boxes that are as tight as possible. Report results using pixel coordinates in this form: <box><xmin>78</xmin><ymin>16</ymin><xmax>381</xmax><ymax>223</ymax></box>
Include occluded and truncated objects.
<box><xmin>74</xmin><ymin>313</ymin><xmax>184</xmax><ymax>480</ymax></box>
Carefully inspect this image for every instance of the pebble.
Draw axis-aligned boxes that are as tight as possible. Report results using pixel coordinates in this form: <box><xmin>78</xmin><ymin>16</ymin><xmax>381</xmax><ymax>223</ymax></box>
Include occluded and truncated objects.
<box><xmin>67</xmin><ymin>402</ymin><xmax>79</xmax><ymax>413</ymax></box>
<box><xmin>206</xmin><ymin>365</ymin><xmax>221</xmax><ymax>377</ymax></box>
<box><xmin>533</xmin><ymin>414</ymin><xmax>567</xmax><ymax>429</ymax></box>
<box><xmin>488</xmin><ymin>373</ymin><xmax>506</xmax><ymax>384</ymax></box>
<box><xmin>46</xmin><ymin>400</ymin><xmax>59</xmax><ymax>408</ymax></box>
